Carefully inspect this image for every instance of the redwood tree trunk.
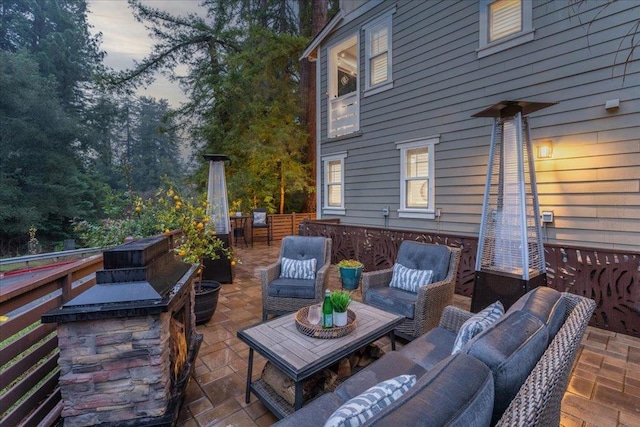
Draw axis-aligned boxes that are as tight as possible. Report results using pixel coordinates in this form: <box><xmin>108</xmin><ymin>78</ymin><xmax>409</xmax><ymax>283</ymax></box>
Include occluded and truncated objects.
<box><xmin>301</xmin><ymin>0</ymin><xmax>328</xmax><ymax>213</ymax></box>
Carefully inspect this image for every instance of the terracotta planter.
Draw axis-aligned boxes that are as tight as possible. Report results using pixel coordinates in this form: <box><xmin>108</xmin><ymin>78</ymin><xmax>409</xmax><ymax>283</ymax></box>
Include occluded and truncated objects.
<box><xmin>194</xmin><ymin>281</ymin><xmax>221</xmax><ymax>325</ymax></box>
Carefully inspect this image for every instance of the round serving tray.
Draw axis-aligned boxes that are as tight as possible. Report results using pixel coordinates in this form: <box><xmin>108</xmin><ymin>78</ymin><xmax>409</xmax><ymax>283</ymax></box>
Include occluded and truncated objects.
<box><xmin>295</xmin><ymin>306</ymin><xmax>357</xmax><ymax>339</ymax></box>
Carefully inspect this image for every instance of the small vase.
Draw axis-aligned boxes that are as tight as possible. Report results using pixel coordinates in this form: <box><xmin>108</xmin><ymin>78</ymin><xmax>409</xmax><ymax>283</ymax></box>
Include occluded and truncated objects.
<box><xmin>333</xmin><ymin>310</ymin><xmax>348</xmax><ymax>327</ymax></box>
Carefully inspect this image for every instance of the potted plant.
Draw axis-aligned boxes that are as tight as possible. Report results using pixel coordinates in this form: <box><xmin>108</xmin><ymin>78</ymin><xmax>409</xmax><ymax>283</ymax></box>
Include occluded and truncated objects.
<box><xmin>336</xmin><ymin>259</ymin><xmax>364</xmax><ymax>290</ymax></box>
<box><xmin>330</xmin><ymin>290</ymin><xmax>352</xmax><ymax>327</ymax></box>
<box><xmin>157</xmin><ymin>187</ymin><xmax>232</xmax><ymax>324</ymax></box>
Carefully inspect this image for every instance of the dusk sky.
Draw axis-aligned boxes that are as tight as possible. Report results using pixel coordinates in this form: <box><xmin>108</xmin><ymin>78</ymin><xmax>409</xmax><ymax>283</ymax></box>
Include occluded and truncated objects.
<box><xmin>87</xmin><ymin>0</ymin><xmax>204</xmax><ymax>107</ymax></box>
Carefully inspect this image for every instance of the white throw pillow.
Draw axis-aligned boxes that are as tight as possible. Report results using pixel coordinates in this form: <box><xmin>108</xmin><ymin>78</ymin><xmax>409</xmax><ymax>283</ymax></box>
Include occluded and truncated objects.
<box><xmin>324</xmin><ymin>374</ymin><xmax>416</xmax><ymax>427</ymax></box>
<box><xmin>388</xmin><ymin>263</ymin><xmax>433</xmax><ymax>293</ymax></box>
<box><xmin>280</xmin><ymin>257</ymin><xmax>317</xmax><ymax>280</ymax></box>
<box><xmin>253</xmin><ymin>211</ymin><xmax>267</xmax><ymax>225</ymax></box>
<box><xmin>451</xmin><ymin>300</ymin><xmax>504</xmax><ymax>354</ymax></box>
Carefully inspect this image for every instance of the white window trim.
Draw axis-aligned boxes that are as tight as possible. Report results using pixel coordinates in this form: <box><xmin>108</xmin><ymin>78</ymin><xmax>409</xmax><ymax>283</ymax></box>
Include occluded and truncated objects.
<box><xmin>396</xmin><ymin>136</ymin><xmax>440</xmax><ymax>219</ymax></box>
<box><xmin>477</xmin><ymin>0</ymin><xmax>534</xmax><ymax>58</ymax></box>
<box><xmin>327</xmin><ymin>34</ymin><xmax>360</xmax><ymax>138</ymax></box>
<box><xmin>322</xmin><ymin>152</ymin><xmax>347</xmax><ymax>215</ymax></box>
<box><xmin>363</xmin><ymin>8</ymin><xmax>395</xmax><ymax>95</ymax></box>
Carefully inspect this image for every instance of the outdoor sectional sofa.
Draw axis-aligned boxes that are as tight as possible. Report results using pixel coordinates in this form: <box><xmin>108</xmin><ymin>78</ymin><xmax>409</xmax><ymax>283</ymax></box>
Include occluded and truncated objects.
<box><xmin>274</xmin><ymin>287</ymin><xmax>596</xmax><ymax>426</ymax></box>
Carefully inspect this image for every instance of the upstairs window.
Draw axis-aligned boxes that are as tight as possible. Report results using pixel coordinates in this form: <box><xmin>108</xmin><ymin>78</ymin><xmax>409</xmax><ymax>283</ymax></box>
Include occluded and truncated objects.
<box><xmin>364</xmin><ymin>10</ymin><xmax>393</xmax><ymax>94</ymax></box>
<box><xmin>478</xmin><ymin>0</ymin><xmax>533</xmax><ymax>58</ymax></box>
<box><xmin>396</xmin><ymin>136</ymin><xmax>440</xmax><ymax>219</ymax></box>
<box><xmin>328</xmin><ymin>35</ymin><xmax>359</xmax><ymax>138</ymax></box>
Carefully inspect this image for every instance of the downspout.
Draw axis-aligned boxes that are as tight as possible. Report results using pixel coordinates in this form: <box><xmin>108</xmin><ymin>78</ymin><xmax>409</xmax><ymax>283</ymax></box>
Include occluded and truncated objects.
<box><xmin>314</xmin><ymin>54</ymin><xmax>322</xmax><ymax>219</ymax></box>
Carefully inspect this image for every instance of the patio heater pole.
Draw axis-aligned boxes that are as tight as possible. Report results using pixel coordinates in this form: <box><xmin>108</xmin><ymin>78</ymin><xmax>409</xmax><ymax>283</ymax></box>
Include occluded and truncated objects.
<box><xmin>471</xmin><ymin>101</ymin><xmax>556</xmax><ymax>312</ymax></box>
<box><xmin>202</xmin><ymin>154</ymin><xmax>233</xmax><ymax>284</ymax></box>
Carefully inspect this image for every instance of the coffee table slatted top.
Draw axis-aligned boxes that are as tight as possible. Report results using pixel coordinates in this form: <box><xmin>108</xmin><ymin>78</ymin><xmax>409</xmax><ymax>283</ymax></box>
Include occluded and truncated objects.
<box><xmin>238</xmin><ymin>301</ymin><xmax>404</xmax><ymax>381</ymax></box>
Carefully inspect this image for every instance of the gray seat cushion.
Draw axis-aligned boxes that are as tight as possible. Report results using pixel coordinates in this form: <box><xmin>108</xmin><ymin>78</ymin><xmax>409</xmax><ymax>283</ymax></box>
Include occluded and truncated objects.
<box><xmin>463</xmin><ymin>310</ymin><xmax>549</xmax><ymax>424</ymax></box>
<box><xmin>399</xmin><ymin>326</ymin><xmax>458</xmax><ymax>369</ymax></box>
<box><xmin>396</xmin><ymin>241</ymin><xmax>451</xmax><ymax>283</ymax></box>
<box><xmin>281</xmin><ymin>236</ymin><xmax>326</xmax><ymax>272</ymax></box>
<box><xmin>363</xmin><ymin>353</ymin><xmax>494</xmax><ymax>427</ymax></box>
<box><xmin>507</xmin><ymin>286</ymin><xmax>566</xmax><ymax>343</ymax></box>
<box><xmin>335</xmin><ymin>352</ymin><xmax>427</xmax><ymax>401</ymax></box>
<box><xmin>267</xmin><ymin>277</ymin><xmax>315</xmax><ymax>298</ymax></box>
<box><xmin>366</xmin><ymin>286</ymin><xmax>416</xmax><ymax>319</ymax></box>
<box><xmin>272</xmin><ymin>392</ymin><xmax>344</xmax><ymax>427</ymax></box>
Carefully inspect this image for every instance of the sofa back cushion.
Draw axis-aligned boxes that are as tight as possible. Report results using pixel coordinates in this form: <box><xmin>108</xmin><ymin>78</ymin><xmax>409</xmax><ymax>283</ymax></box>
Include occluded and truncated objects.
<box><xmin>507</xmin><ymin>286</ymin><xmax>566</xmax><ymax>343</ymax></box>
<box><xmin>463</xmin><ymin>310</ymin><xmax>549</xmax><ymax>425</ymax></box>
<box><xmin>365</xmin><ymin>353</ymin><xmax>494</xmax><ymax>427</ymax></box>
<box><xmin>396</xmin><ymin>241</ymin><xmax>451</xmax><ymax>283</ymax></box>
<box><xmin>281</xmin><ymin>236</ymin><xmax>326</xmax><ymax>272</ymax></box>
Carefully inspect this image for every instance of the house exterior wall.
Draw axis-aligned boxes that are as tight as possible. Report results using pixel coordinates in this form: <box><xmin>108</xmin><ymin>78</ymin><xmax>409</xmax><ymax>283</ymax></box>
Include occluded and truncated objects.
<box><xmin>316</xmin><ymin>0</ymin><xmax>640</xmax><ymax>251</ymax></box>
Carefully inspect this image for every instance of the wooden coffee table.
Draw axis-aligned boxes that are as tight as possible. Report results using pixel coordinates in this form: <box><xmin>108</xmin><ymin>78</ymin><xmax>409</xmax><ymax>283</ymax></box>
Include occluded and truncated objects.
<box><xmin>237</xmin><ymin>301</ymin><xmax>405</xmax><ymax>419</ymax></box>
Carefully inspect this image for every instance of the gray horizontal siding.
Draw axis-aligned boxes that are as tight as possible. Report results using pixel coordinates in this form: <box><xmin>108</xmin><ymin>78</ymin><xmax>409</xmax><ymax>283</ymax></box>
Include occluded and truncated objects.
<box><xmin>318</xmin><ymin>0</ymin><xmax>640</xmax><ymax>251</ymax></box>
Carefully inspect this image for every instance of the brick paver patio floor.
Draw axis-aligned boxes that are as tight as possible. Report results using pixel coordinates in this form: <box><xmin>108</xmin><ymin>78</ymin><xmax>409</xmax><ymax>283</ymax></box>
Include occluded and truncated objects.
<box><xmin>176</xmin><ymin>241</ymin><xmax>640</xmax><ymax>426</ymax></box>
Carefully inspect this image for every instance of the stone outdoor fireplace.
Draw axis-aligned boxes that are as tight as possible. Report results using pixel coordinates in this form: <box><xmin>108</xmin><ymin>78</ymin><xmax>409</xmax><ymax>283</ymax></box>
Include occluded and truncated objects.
<box><xmin>42</xmin><ymin>237</ymin><xmax>201</xmax><ymax>426</ymax></box>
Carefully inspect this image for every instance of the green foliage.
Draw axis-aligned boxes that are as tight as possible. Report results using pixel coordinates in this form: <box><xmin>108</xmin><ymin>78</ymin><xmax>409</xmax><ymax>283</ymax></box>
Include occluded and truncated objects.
<box><xmin>74</xmin><ymin>185</ymin><xmax>229</xmax><ymax>269</ymax></box>
<box><xmin>337</xmin><ymin>259</ymin><xmax>364</xmax><ymax>269</ymax></box>
<box><xmin>201</xmin><ymin>26</ymin><xmax>311</xmax><ymax>213</ymax></box>
<box><xmin>329</xmin><ymin>290</ymin><xmax>352</xmax><ymax>313</ymax></box>
<box><xmin>0</xmin><ymin>50</ymin><xmax>96</xmax><ymax>253</ymax></box>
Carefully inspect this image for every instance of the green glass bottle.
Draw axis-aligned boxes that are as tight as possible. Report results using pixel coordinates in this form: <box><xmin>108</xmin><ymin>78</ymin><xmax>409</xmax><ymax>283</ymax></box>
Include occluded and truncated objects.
<box><xmin>322</xmin><ymin>289</ymin><xmax>333</xmax><ymax>329</ymax></box>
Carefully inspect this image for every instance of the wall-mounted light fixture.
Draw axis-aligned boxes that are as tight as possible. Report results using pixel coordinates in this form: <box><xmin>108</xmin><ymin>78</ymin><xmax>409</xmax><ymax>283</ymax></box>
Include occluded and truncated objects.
<box><xmin>537</xmin><ymin>140</ymin><xmax>553</xmax><ymax>159</ymax></box>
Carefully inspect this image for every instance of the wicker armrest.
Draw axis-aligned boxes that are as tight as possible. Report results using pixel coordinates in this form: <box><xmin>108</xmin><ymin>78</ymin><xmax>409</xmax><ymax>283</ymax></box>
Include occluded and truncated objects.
<box><xmin>438</xmin><ymin>306</ymin><xmax>474</xmax><ymax>332</ymax></box>
<box><xmin>261</xmin><ymin>262</ymin><xmax>281</xmax><ymax>291</ymax></box>
<box><xmin>361</xmin><ymin>268</ymin><xmax>393</xmax><ymax>294</ymax></box>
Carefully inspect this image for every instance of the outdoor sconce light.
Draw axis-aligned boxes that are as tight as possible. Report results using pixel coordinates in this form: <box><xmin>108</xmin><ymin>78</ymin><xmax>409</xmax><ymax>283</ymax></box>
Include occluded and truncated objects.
<box><xmin>537</xmin><ymin>140</ymin><xmax>553</xmax><ymax>159</ymax></box>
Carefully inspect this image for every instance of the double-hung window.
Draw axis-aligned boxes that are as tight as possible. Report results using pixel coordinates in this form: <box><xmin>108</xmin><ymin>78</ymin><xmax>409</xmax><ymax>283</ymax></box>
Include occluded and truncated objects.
<box><xmin>478</xmin><ymin>0</ymin><xmax>533</xmax><ymax>58</ymax></box>
<box><xmin>363</xmin><ymin>9</ymin><xmax>394</xmax><ymax>94</ymax></box>
<box><xmin>327</xmin><ymin>36</ymin><xmax>359</xmax><ymax>138</ymax></box>
<box><xmin>323</xmin><ymin>152</ymin><xmax>347</xmax><ymax>214</ymax></box>
<box><xmin>396</xmin><ymin>136</ymin><xmax>439</xmax><ymax>219</ymax></box>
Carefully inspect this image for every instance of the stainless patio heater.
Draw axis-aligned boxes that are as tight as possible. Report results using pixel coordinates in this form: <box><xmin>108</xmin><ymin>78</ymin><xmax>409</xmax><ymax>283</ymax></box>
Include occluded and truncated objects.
<box><xmin>202</xmin><ymin>154</ymin><xmax>233</xmax><ymax>283</ymax></box>
<box><xmin>471</xmin><ymin>101</ymin><xmax>555</xmax><ymax>312</ymax></box>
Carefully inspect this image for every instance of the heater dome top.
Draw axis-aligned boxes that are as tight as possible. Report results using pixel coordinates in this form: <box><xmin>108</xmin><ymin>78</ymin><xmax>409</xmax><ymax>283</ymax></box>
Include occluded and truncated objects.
<box><xmin>472</xmin><ymin>100</ymin><xmax>557</xmax><ymax>118</ymax></box>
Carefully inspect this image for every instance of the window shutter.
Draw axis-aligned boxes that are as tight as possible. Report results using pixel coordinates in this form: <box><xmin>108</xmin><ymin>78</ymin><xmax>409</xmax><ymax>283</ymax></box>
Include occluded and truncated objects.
<box><xmin>490</xmin><ymin>0</ymin><xmax>522</xmax><ymax>42</ymax></box>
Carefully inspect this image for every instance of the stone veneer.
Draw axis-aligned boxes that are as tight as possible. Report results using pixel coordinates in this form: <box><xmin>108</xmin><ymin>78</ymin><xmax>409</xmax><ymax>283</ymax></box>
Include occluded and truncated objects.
<box><xmin>57</xmin><ymin>313</ymin><xmax>172</xmax><ymax>426</ymax></box>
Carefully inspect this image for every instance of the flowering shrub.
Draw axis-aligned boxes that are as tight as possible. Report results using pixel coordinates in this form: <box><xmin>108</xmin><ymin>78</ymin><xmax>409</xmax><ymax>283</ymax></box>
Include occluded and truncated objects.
<box><xmin>75</xmin><ymin>186</ymin><xmax>231</xmax><ymax>273</ymax></box>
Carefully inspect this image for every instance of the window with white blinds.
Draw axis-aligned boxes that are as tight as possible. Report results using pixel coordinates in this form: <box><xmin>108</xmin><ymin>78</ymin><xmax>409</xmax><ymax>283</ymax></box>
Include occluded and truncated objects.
<box><xmin>323</xmin><ymin>153</ymin><xmax>347</xmax><ymax>213</ymax></box>
<box><xmin>489</xmin><ymin>0</ymin><xmax>522</xmax><ymax>42</ymax></box>
<box><xmin>478</xmin><ymin>0</ymin><xmax>533</xmax><ymax>58</ymax></box>
<box><xmin>364</xmin><ymin>11</ymin><xmax>393</xmax><ymax>92</ymax></box>
<box><xmin>396</xmin><ymin>136</ymin><xmax>440</xmax><ymax>219</ymax></box>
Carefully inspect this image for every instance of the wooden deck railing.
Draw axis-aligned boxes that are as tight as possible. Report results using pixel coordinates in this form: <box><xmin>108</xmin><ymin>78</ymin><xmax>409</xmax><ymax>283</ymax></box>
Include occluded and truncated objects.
<box><xmin>300</xmin><ymin>220</ymin><xmax>640</xmax><ymax>338</ymax></box>
<box><xmin>0</xmin><ymin>255</ymin><xmax>103</xmax><ymax>427</ymax></box>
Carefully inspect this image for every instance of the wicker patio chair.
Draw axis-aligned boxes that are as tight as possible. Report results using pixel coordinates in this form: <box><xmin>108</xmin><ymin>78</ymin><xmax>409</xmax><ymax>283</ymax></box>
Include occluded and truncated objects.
<box><xmin>496</xmin><ymin>292</ymin><xmax>596</xmax><ymax>426</ymax></box>
<box><xmin>261</xmin><ymin>236</ymin><xmax>332</xmax><ymax>321</ymax></box>
<box><xmin>362</xmin><ymin>241</ymin><xmax>461</xmax><ymax>340</ymax></box>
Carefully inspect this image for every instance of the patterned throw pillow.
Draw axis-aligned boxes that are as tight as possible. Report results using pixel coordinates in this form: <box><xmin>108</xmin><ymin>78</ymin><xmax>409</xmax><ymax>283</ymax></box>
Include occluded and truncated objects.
<box><xmin>451</xmin><ymin>300</ymin><xmax>504</xmax><ymax>355</ymax></box>
<box><xmin>280</xmin><ymin>257</ymin><xmax>317</xmax><ymax>280</ymax></box>
<box><xmin>324</xmin><ymin>374</ymin><xmax>416</xmax><ymax>427</ymax></box>
<box><xmin>253</xmin><ymin>211</ymin><xmax>267</xmax><ymax>225</ymax></box>
<box><xmin>388</xmin><ymin>263</ymin><xmax>434</xmax><ymax>293</ymax></box>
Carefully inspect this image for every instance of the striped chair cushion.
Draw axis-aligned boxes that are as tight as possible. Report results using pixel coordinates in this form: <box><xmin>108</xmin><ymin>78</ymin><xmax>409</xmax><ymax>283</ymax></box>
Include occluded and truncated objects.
<box><xmin>280</xmin><ymin>257</ymin><xmax>317</xmax><ymax>280</ymax></box>
<box><xmin>324</xmin><ymin>374</ymin><xmax>416</xmax><ymax>427</ymax></box>
<box><xmin>388</xmin><ymin>263</ymin><xmax>433</xmax><ymax>293</ymax></box>
<box><xmin>451</xmin><ymin>300</ymin><xmax>504</xmax><ymax>355</ymax></box>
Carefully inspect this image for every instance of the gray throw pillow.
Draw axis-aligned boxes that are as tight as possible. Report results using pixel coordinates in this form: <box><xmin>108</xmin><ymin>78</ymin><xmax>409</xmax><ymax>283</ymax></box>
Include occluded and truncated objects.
<box><xmin>388</xmin><ymin>263</ymin><xmax>433</xmax><ymax>293</ymax></box>
<box><xmin>280</xmin><ymin>257</ymin><xmax>316</xmax><ymax>280</ymax></box>
<box><xmin>451</xmin><ymin>300</ymin><xmax>504</xmax><ymax>354</ymax></box>
<box><xmin>324</xmin><ymin>374</ymin><xmax>416</xmax><ymax>427</ymax></box>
